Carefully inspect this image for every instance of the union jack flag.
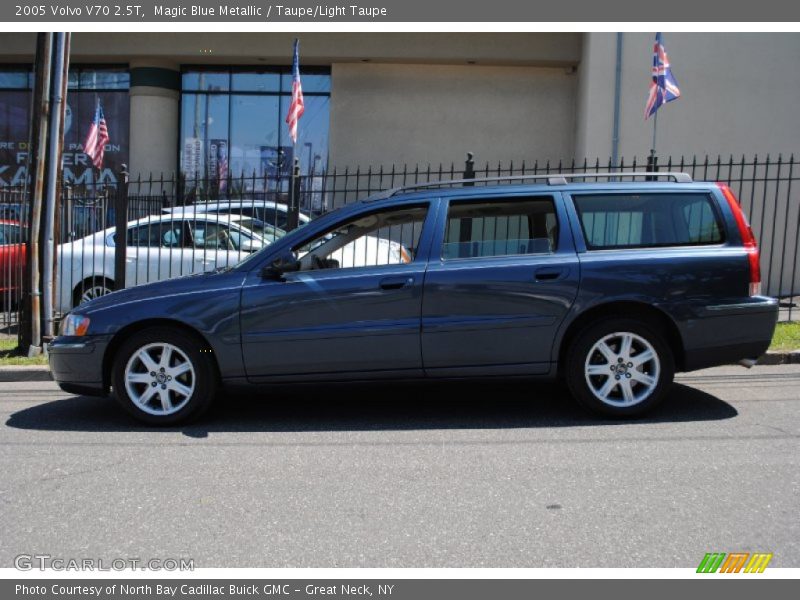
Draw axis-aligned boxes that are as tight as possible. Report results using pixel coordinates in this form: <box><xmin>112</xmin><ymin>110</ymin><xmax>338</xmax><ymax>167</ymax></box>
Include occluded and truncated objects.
<box><xmin>83</xmin><ymin>102</ymin><xmax>110</xmax><ymax>169</ymax></box>
<box><xmin>645</xmin><ymin>32</ymin><xmax>681</xmax><ymax>120</ymax></box>
<box><xmin>285</xmin><ymin>38</ymin><xmax>305</xmax><ymax>144</ymax></box>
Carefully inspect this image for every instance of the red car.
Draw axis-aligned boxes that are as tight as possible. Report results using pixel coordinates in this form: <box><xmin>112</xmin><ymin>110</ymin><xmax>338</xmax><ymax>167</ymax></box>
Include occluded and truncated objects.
<box><xmin>0</xmin><ymin>219</ymin><xmax>25</xmax><ymax>309</ymax></box>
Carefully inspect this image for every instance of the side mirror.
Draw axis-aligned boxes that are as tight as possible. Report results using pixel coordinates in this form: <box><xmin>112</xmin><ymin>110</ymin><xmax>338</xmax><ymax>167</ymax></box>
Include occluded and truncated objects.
<box><xmin>261</xmin><ymin>251</ymin><xmax>300</xmax><ymax>280</ymax></box>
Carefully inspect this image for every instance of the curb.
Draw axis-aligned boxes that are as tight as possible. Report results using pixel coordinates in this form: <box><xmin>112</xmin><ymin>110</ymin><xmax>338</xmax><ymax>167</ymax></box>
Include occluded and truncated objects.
<box><xmin>756</xmin><ymin>351</ymin><xmax>800</xmax><ymax>365</ymax></box>
<box><xmin>0</xmin><ymin>366</ymin><xmax>53</xmax><ymax>382</ymax></box>
<box><xmin>0</xmin><ymin>352</ymin><xmax>798</xmax><ymax>382</ymax></box>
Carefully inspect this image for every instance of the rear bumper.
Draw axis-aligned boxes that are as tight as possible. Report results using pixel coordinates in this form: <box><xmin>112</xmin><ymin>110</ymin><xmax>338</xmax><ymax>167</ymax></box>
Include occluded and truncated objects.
<box><xmin>47</xmin><ymin>335</ymin><xmax>110</xmax><ymax>397</ymax></box>
<box><xmin>681</xmin><ymin>297</ymin><xmax>778</xmax><ymax>371</ymax></box>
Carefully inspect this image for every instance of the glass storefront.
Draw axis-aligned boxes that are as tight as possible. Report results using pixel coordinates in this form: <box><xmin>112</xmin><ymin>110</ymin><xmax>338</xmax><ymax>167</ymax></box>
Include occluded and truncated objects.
<box><xmin>0</xmin><ymin>66</ymin><xmax>130</xmax><ymax>188</ymax></box>
<box><xmin>179</xmin><ymin>67</ymin><xmax>331</xmax><ymax>196</ymax></box>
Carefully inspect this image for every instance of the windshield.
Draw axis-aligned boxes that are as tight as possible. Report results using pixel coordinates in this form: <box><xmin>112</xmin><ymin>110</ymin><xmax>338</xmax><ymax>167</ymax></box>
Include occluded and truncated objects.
<box><xmin>232</xmin><ymin>217</ymin><xmax>287</xmax><ymax>242</ymax></box>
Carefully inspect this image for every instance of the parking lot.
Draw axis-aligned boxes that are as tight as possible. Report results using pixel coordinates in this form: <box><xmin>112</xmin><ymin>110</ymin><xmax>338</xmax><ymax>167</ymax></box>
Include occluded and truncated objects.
<box><xmin>1</xmin><ymin>364</ymin><xmax>798</xmax><ymax>568</ymax></box>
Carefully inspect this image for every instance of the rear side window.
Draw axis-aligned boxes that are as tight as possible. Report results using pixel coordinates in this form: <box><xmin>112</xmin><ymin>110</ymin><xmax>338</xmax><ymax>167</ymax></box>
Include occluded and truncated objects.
<box><xmin>443</xmin><ymin>197</ymin><xmax>558</xmax><ymax>259</ymax></box>
<box><xmin>573</xmin><ymin>193</ymin><xmax>724</xmax><ymax>250</ymax></box>
<box><xmin>126</xmin><ymin>221</ymin><xmax>186</xmax><ymax>248</ymax></box>
<box><xmin>0</xmin><ymin>223</ymin><xmax>22</xmax><ymax>245</ymax></box>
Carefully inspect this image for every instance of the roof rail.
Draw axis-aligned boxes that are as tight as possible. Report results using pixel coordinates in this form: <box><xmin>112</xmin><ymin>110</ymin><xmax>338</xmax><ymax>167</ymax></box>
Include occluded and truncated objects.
<box><xmin>363</xmin><ymin>171</ymin><xmax>694</xmax><ymax>201</ymax></box>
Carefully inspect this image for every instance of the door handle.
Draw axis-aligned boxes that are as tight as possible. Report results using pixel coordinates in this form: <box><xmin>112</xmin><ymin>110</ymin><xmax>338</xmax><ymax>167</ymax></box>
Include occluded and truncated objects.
<box><xmin>534</xmin><ymin>267</ymin><xmax>566</xmax><ymax>281</ymax></box>
<box><xmin>379</xmin><ymin>276</ymin><xmax>414</xmax><ymax>290</ymax></box>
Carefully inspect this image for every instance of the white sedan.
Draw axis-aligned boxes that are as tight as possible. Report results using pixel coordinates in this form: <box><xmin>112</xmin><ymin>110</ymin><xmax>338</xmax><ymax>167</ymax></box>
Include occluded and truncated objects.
<box><xmin>166</xmin><ymin>200</ymin><xmax>312</xmax><ymax>230</ymax></box>
<box><xmin>57</xmin><ymin>213</ymin><xmax>281</xmax><ymax>311</ymax></box>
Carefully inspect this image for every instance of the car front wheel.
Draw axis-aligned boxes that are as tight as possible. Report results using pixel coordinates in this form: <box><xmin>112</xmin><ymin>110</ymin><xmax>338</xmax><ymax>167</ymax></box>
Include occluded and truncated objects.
<box><xmin>565</xmin><ymin>318</ymin><xmax>675</xmax><ymax>417</ymax></box>
<box><xmin>112</xmin><ymin>327</ymin><xmax>217</xmax><ymax>425</ymax></box>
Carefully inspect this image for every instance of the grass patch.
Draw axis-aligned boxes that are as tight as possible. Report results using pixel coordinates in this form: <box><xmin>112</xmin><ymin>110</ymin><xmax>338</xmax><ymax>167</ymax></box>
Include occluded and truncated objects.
<box><xmin>0</xmin><ymin>338</ymin><xmax>49</xmax><ymax>366</ymax></box>
<box><xmin>769</xmin><ymin>322</ymin><xmax>800</xmax><ymax>352</ymax></box>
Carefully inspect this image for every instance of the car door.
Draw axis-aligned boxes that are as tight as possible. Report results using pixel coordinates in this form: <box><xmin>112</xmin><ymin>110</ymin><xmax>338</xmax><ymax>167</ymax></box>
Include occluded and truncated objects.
<box><xmin>240</xmin><ymin>201</ymin><xmax>437</xmax><ymax>381</ymax></box>
<box><xmin>421</xmin><ymin>193</ymin><xmax>580</xmax><ymax>375</ymax></box>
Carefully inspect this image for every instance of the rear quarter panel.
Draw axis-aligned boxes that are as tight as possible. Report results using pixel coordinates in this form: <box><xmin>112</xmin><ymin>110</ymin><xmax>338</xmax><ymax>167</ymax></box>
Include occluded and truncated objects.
<box><xmin>557</xmin><ymin>186</ymin><xmax>777</xmax><ymax>369</ymax></box>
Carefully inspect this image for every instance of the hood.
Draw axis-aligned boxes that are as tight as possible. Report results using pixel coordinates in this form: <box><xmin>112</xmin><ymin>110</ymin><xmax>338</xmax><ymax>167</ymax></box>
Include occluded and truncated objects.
<box><xmin>74</xmin><ymin>269</ymin><xmax>246</xmax><ymax>315</ymax></box>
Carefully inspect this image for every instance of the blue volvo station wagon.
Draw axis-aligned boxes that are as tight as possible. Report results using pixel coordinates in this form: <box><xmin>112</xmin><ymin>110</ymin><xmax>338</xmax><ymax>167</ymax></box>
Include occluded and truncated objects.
<box><xmin>49</xmin><ymin>173</ymin><xmax>778</xmax><ymax>424</ymax></box>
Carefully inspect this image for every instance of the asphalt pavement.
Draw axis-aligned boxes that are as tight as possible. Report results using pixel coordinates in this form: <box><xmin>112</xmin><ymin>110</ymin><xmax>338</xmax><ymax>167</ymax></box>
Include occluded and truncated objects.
<box><xmin>0</xmin><ymin>365</ymin><xmax>798</xmax><ymax>568</ymax></box>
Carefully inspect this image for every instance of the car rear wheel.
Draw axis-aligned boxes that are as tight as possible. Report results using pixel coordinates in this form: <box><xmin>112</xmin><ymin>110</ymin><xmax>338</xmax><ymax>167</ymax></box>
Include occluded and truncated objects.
<box><xmin>565</xmin><ymin>318</ymin><xmax>675</xmax><ymax>417</ymax></box>
<box><xmin>112</xmin><ymin>327</ymin><xmax>217</xmax><ymax>425</ymax></box>
<box><xmin>73</xmin><ymin>277</ymin><xmax>114</xmax><ymax>307</ymax></box>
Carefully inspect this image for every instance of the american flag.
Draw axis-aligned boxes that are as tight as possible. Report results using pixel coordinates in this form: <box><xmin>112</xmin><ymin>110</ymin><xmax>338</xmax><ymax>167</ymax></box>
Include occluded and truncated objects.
<box><xmin>285</xmin><ymin>38</ymin><xmax>305</xmax><ymax>144</ymax></box>
<box><xmin>83</xmin><ymin>102</ymin><xmax>110</xmax><ymax>169</ymax></box>
<box><xmin>645</xmin><ymin>33</ymin><xmax>681</xmax><ymax>120</ymax></box>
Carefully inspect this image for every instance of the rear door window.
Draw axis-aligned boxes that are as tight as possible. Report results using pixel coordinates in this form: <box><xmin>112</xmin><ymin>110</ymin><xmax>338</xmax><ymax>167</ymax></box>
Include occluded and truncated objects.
<box><xmin>442</xmin><ymin>197</ymin><xmax>558</xmax><ymax>260</ymax></box>
<box><xmin>126</xmin><ymin>221</ymin><xmax>187</xmax><ymax>248</ymax></box>
<box><xmin>572</xmin><ymin>193</ymin><xmax>724</xmax><ymax>250</ymax></box>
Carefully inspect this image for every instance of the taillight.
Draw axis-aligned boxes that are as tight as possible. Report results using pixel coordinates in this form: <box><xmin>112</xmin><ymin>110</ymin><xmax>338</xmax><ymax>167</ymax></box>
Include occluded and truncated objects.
<box><xmin>717</xmin><ymin>183</ymin><xmax>761</xmax><ymax>296</ymax></box>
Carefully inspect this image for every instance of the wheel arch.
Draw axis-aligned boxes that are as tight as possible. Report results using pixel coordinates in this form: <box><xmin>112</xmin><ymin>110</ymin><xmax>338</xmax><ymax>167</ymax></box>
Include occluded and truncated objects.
<box><xmin>556</xmin><ymin>301</ymin><xmax>686</xmax><ymax>375</ymax></box>
<box><xmin>71</xmin><ymin>275</ymin><xmax>115</xmax><ymax>305</ymax></box>
<box><xmin>102</xmin><ymin>319</ymin><xmax>221</xmax><ymax>391</ymax></box>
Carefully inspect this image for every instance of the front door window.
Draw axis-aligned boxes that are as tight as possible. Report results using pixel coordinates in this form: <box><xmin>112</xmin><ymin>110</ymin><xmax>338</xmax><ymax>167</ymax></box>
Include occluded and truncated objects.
<box><xmin>294</xmin><ymin>205</ymin><xmax>428</xmax><ymax>271</ymax></box>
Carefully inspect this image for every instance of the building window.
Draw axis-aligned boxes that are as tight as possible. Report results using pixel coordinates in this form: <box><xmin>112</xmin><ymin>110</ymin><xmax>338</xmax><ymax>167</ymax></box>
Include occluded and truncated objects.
<box><xmin>179</xmin><ymin>67</ymin><xmax>331</xmax><ymax>197</ymax></box>
<box><xmin>0</xmin><ymin>66</ymin><xmax>129</xmax><ymax>188</ymax></box>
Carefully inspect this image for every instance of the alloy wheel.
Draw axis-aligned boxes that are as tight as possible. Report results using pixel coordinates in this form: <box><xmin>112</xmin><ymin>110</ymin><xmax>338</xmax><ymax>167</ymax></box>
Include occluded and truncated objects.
<box><xmin>584</xmin><ymin>331</ymin><xmax>661</xmax><ymax>407</ymax></box>
<box><xmin>123</xmin><ymin>342</ymin><xmax>196</xmax><ymax>416</ymax></box>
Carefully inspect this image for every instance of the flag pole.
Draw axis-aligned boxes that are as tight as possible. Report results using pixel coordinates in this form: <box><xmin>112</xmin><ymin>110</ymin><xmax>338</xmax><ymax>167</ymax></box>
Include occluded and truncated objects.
<box><xmin>93</xmin><ymin>95</ymin><xmax>100</xmax><ymax>197</ymax></box>
<box><xmin>648</xmin><ymin>110</ymin><xmax>658</xmax><ymax>173</ymax></box>
<box><xmin>652</xmin><ymin>111</ymin><xmax>658</xmax><ymax>157</ymax></box>
<box><xmin>286</xmin><ymin>37</ymin><xmax>303</xmax><ymax>231</ymax></box>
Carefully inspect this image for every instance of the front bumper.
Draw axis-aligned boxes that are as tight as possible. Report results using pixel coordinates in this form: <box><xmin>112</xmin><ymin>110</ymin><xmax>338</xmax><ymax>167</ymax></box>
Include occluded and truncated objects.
<box><xmin>48</xmin><ymin>334</ymin><xmax>111</xmax><ymax>397</ymax></box>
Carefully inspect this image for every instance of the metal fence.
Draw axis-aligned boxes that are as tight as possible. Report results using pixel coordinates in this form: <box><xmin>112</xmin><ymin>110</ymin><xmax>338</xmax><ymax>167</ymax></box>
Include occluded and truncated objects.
<box><xmin>1</xmin><ymin>153</ymin><xmax>798</xmax><ymax>336</ymax></box>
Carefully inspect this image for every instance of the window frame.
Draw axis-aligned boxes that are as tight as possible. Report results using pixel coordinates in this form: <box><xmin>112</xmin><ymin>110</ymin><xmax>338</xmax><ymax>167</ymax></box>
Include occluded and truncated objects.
<box><xmin>439</xmin><ymin>195</ymin><xmax>560</xmax><ymax>262</ymax></box>
<box><xmin>0</xmin><ymin>64</ymin><xmax>129</xmax><ymax>91</ymax></box>
<box><xmin>571</xmin><ymin>191</ymin><xmax>727</xmax><ymax>251</ymax></box>
<box><xmin>178</xmin><ymin>65</ymin><xmax>331</xmax><ymax>183</ymax></box>
<box><xmin>0</xmin><ymin>222</ymin><xmax>22</xmax><ymax>245</ymax></box>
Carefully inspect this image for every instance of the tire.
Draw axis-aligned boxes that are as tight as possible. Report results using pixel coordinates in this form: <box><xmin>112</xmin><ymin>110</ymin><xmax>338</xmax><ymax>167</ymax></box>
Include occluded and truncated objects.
<box><xmin>73</xmin><ymin>277</ymin><xmax>114</xmax><ymax>307</ymax></box>
<box><xmin>111</xmin><ymin>327</ymin><xmax>217</xmax><ymax>425</ymax></box>
<box><xmin>565</xmin><ymin>317</ymin><xmax>675</xmax><ymax>418</ymax></box>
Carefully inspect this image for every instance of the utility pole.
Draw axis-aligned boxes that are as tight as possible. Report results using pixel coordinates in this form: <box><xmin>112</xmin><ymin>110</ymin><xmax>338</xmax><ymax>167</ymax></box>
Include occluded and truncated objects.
<box><xmin>21</xmin><ymin>33</ymin><xmax>53</xmax><ymax>355</ymax></box>
<box><xmin>42</xmin><ymin>32</ymin><xmax>70</xmax><ymax>340</ymax></box>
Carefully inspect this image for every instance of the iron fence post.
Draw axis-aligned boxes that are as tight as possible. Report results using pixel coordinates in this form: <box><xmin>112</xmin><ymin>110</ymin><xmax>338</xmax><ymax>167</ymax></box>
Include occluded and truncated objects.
<box><xmin>463</xmin><ymin>152</ymin><xmax>475</xmax><ymax>183</ymax></box>
<box><xmin>459</xmin><ymin>153</ymin><xmax>476</xmax><ymax>254</ymax></box>
<box><xmin>286</xmin><ymin>156</ymin><xmax>301</xmax><ymax>231</ymax></box>
<box><xmin>646</xmin><ymin>151</ymin><xmax>659</xmax><ymax>181</ymax></box>
<box><xmin>63</xmin><ymin>183</ymin><xmax>73</xmax><ymax>242</ymax></box>
<box><xmin>114</xmin><ymin>164</ymin><xmax>129</xmax><ymax>291</ymax></box>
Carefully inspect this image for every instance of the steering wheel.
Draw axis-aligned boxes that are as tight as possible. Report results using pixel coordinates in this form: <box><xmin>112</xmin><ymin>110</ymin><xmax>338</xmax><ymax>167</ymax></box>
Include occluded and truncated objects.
<box><xmin>218</xmin><ymin>229</ymin><xmax>235</xmax><ymax>251</ymax></box>
<box><xmin>311</xmin><ymin>254</ymin><xmax>327</xmax><ymax>270</ymax></box>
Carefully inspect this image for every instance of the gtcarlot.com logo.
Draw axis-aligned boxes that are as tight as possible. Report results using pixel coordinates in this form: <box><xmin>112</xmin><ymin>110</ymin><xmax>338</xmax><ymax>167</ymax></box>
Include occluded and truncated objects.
<box><xmin>14</xmin><ymin>554</ymin><xmax>194</xmax><ymax>571</ymax></box>
<box><xmin>697</xmin><ymin>552</ymin><xmax>773</xmax><ymax>573</ymax></box>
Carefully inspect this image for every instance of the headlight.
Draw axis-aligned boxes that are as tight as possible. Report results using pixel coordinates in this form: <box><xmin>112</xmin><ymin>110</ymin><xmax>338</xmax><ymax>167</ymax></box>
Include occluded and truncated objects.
<box><xmin>59</xmin><ymin>314</ymin><xmax>91</xmax><ymax>337</ymax></box>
